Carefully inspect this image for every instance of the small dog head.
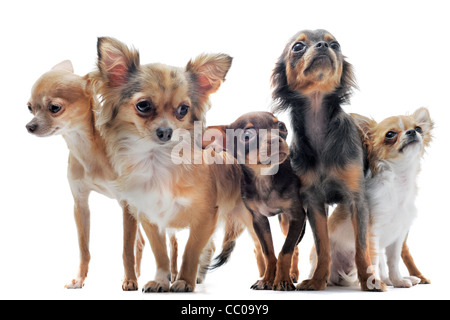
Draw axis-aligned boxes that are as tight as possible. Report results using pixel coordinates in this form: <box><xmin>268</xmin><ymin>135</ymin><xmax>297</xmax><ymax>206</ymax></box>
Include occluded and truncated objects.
<box><xmin>203</xmin><ymin>112</ymin><xmax>290</xmax><ymax>169</ymax></box>
<box><xmin>94</xmin><ymin>37</ymin><xmax>232</xmax><ymax>148</ymax></box>
<box><xmin>272</xmin><ymin>29</ymin><xmax>356</xmax><ymax>109</ymax></box>
<box><xmin>26</xmin><ymin>60</ymin><xmax>90</xmax><ymax>137</ymax></box>
<box><xmin>352</xmin><ymin>108</ymin><xmax>434</xmax><ymax>172</ymax></box>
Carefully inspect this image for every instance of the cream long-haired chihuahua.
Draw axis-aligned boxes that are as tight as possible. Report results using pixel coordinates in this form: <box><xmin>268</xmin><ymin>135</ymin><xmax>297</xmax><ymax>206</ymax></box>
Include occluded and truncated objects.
<box><xmin>26</xmin><ymin>61</ymin><xmax>145</xmax><ymax>290</ymax></box>
<box><xmin>93</xmin><ymin>37</ymin><xmax>260</xmax><ymax>293</ymax></box>
<box><xmin>323</xmin><ymin>107</ymin><xmax>433</xmax><ymax>288</ymax></box>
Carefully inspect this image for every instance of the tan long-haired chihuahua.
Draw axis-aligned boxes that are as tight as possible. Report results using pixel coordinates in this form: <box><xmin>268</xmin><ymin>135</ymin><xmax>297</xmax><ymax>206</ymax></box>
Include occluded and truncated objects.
<box><xmin>26</xmin><ymin>61</ymin><xmax>145</xmax><ymax>290</ymax></box>
<box><xmin>93</xmin><ymin>37</ymin><xmax>260</xmax><ymax>292</ymax></box>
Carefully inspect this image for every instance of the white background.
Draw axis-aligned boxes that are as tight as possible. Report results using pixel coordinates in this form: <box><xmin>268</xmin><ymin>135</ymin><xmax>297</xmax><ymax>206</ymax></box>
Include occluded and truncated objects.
<box><xmin>1</xmin><ymin>0</ymin><xmax>449</xmax><ymax>300</ymax></box>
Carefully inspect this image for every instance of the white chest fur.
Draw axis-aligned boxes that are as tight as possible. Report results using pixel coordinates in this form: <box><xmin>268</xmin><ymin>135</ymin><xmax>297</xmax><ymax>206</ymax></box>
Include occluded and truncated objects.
<box><xmin>367</xmin><ymin>160</ymin><xmax>420</xmax><ymax>248</ymax></box>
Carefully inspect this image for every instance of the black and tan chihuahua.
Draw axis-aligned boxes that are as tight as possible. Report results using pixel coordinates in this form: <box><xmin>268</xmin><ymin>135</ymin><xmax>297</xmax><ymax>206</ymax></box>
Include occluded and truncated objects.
<box><xmin>205</xmin><ymin>112</ymin><xmax>307</xmax><ymax>291</ymax></box>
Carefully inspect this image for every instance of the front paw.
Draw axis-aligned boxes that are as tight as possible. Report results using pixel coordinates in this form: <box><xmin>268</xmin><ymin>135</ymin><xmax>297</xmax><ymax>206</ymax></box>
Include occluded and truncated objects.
<box><xmin>273</xmin><ymin>280</ymin><xmax>296</xmax><ymax>291</ymax></box>
<box><xmin>251</xmin><ymin>279</ymin><xmax>274</xmax><ymax>290</ymax></box>
<box><xmin>65</xmin><ymin>278</ymin><xmax>85</xmax><ymax>289</ymax></box>
<box><xmin>391</xmin><ymin>277</ymin><xmax>420</xmax><ymax>288</ymax></box>
<box><xmin>142</xmin><ymin>280</ymin><xmax>169</xmax><ymax>293</ymax></box>
<box><xmin>170</xmin><ymin>280</ymin><xmax>194</xmax><ymax>292</ymax></box>
<box><xmin>122</xmin><ymin>279</ymin><xmax>139</xmax><ymax>291</ymax></box>
<box><xmin>296</xmin><ymin>279</ymin><xmax>327</xmax><ymax>291</ymax></box>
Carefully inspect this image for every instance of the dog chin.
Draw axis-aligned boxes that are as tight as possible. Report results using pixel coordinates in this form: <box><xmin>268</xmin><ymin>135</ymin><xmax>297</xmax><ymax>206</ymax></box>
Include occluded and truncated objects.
<box><xmin>399</xmin><ymin>139</ymin><xmax>421</xmax><ymax>154</ymax></box>
<box><xmin>34</xmin><ymin>127</ymin><xmax>60</xmax><ymax>137</ymax></box>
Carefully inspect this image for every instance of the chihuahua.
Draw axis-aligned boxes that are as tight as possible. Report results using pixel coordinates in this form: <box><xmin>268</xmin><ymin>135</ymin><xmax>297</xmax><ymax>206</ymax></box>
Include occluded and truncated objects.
<box><xmin>327</xmin><ymin>108</ymin><xmax>433</xmax><ymax>288</ymax></box>
<box><xmin>271</xmin><ymin>29</ymin><xmax>384</xmax><ymax>291</ymax></box>
<box><xmin>26</xmin><ymin>61</ymin><xmax>144</xmax><ymax>290</ymax></box>
<box><xmin>93</xmin><ymin>37</ymin><xmax>261</xmax><ymax>293</ymax></box>
<box><xmin>204</xmin><ymin>112</ymin><xmax>307</xmax><ymax>291</ymax></box>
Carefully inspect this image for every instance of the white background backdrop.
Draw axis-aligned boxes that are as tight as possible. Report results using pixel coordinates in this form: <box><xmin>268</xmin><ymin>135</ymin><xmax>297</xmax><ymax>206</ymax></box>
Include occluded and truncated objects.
<box><xmin>1</xmin><ymin>0</ymin><xmax>449</xmax><ymax>300</ymax></box>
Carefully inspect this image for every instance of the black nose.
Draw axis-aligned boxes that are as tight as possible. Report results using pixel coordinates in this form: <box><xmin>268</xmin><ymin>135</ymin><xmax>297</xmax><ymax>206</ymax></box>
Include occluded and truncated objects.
<box><xmin>156</xmin><ymin>127</ymin><xmax>173</xmax><ymax>142</ymax></box>
<box><xmin>315</xmin><ymin>41</ymin><xmax>329</xmax><ymax>51</ymax></box>
<box><xmin>26</xmin><ymin>122</ymin><xmax>37</xmax><ymax>133</ymax></box>
<box><xmin>405</xmin><ymin>129</ymin><xmax>416</xmax><ymax>137</ymax></box>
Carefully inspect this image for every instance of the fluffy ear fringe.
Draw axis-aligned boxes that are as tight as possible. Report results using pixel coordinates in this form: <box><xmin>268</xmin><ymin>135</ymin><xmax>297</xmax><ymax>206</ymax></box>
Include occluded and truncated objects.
<box><xmin>412</xmin><ymin>107</ymin><xmax>434</xmax><ymax>148</ymax></box>
<box><xmin>96</xmin><ymin>37</ymin><xmax>140</xmax><ymax>88</ymax></box>
<box><xmin>186</xmin><ymin>53</ymin><xmax>232</xmax><ymax>96</ymax></box>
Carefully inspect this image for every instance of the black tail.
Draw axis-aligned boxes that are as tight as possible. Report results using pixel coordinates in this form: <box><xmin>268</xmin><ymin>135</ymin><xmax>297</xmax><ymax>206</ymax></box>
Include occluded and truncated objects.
<box><xmin>208</xmin><ymin>240</ymin><xmax>236</xmax><ymax>271</ymax></box>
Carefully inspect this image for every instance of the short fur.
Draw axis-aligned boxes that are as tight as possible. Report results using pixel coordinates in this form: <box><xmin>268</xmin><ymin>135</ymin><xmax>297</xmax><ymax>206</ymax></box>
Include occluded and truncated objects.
<box><xmin>271</xmin><ymin>29</ymin><xmax>384</xmax><ymax>291</ymax></box>
<box><xmin>328</xmin><ymin>108</ymin><xmax>433</xmax><ymax>287</ymax></box>
<box><xmin>207</xmin><ymin>112</ymin><xmax>307</xmax><ymax>291</ymax></box>
<box><xmin>93</xmin><ymin>37</ymin><xmax>261</xmax><ymax>292</ymax></box>
<box><xmin>26</xmin><ymin>61</ymin><xmax>144</xmax><ymax>290</ymax></box>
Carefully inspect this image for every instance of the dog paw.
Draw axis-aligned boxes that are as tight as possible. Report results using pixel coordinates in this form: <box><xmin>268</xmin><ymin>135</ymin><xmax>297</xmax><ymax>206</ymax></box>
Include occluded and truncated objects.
<box><xmin>142</xmin><ymin>280</ymin><xmax>169</xmax><ymax>293</ymax></box>
<box><xmin>170</xmin><ymin>280</ymin><xmax>194</xmax><ymax>292</ymax></box>
<box><xmin>251</xmin><ymin>279</ymin><xmax>273</xmax><ymax>290</ymax></box>
<box><xmin>361</xmin><ymin>277</ymin><xmax>387</xmax><ymax>292</ymax></box>
<box><xmin>296</xmin><ymin>279</ymin><xmax>327</xmax><ymax>291</ymax></box>
<box><xmin>122</xmin><ymin>279</ymin><xmax>139</xmax><ymax>291</ymax></box>
<box><xmin>392</xmin><ymin>277</ymin><xmax>420</xmax><ymax>288</ymax></box>
<box><xmin>290</xmin><ymin>273</ymin><xmax>299</xmax><ymax>284</ymax></box>
<box><xmin>273</xmin><ymin>280</ymin><xmax>296</xmax><ymax>291</ymax></box>
<box><xmin>65</xmin><ymin>278</ymin><xmax>85</xmax><ymax>289</ymax></box>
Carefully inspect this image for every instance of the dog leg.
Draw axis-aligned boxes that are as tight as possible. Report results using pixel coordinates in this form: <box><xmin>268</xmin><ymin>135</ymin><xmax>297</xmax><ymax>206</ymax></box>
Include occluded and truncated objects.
<box><xmin>135</xmin><ymin>228</ymin><xmax>145</xmax><ymax>278</ymax></box>
<box><xmin>121</xmin><ymin>202</ymin><xmax>139</xmax><ymax>291</ymax></box>
<box><xmin>251</xmin><ymin>215</ymin><xmax>277</xmax><ymax>290</ymax></box>
<box><xmin>401</xmin><ymin>236</ymin><xmax>431</xmax><ymax>284</ymax></box>
<box><xmin>65</xmin><ymin>192</ymin><xmax>90</xmax><ymax>289</ymax></box>
<box><xmin>171</xmin><ymin>207</ymin><xmax>218</xmax><ymax>292</ymax></box>
<box><xmin>386</xmin><ymin>238</ymin><xmax>420</xmax><ymax>288</ymax></box>
<box><xmin>197</xmin><ymin>238</ymin><xmax>215</xmax><ymax>284</ymax></box>
<box><xmin>279</xmin><ymin>214</ymin><xmax>300</xmax><ymax>283</ymax></box>
<box><xmin>351</xmin><ymin>196</ymin><xmax>386</xmax><ymax>291</ymax></box>
<box><xmin>169</xmin><ymin>231</ymin><xmax>178</xmax><ymax>283</ymax></box>
<box><xmin>141</xmin><ymin>220</ymin><xmax>171</xmax><ymax>293</ymax></box>
<box><xmin>297</xmin><ymin>205</ymin><xmax>329</xmax><ymax>291</ymax></box>
<box><xmin>274</xmin><ymin>212</ymin><xmax>306</xmax><ymax>291</ymax></box>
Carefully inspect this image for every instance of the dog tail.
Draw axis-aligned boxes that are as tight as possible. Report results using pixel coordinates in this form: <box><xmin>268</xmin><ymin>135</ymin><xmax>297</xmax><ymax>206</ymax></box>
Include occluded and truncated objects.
<box><xmin>208</xmin><ymin>218</ymin><xmax>245</xmax><ymax>271</ymax></box>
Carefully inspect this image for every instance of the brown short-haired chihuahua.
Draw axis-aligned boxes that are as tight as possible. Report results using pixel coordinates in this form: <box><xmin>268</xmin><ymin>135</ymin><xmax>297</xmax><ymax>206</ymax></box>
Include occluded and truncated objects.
<box><xmin>205</xmin><ymin>112</ymin><xmax>307</xmax><ymax>291</ymax></box>
<box><xmin>272</xmin><ymin>29</ymin><xmax>385</xmax><ymax>291</ymax></box>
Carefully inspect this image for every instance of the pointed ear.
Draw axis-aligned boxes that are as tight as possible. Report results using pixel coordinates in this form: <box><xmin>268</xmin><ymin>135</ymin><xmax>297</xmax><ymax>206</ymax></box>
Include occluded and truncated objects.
<box><xmin>351</xmin><ymin>113</ymin><xmax>376</xmax><ymax>138</ymax></box>
<box><xmin>412</xmin><ymin>107</ymin><xmax>434</xmax><ymax>147</ymax></box>
<box><xmin>97</xmin><ymin>37</ymin><xmax>140</xmax><ymax>88</ymax></box>
<box><xmin>202</xmin><ymin>125</ymin><xmax>228</xmax><ymax>150</ymax></box>
<box><xmin>186</xmin><ymin>53</ymin><xmax>232</xmax><ymax>99</ymax></box>
<box><xmin>351</xmin><ymin>113</ymin><xmax>378</xmax><ymax>173</ymax></box>
<box><xmin>52</xmin><ymin>60</ymin><xmax>74</xmax><ymax>73</ymax></box>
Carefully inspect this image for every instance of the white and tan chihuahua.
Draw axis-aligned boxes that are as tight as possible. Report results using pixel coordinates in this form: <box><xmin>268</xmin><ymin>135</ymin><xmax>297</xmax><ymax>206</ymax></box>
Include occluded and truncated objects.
<box><xmin>26</xmin><ymin>61</ymin><xmax>145</xmax><ymax>290</ymax></box>
<box><xmin>324</xmin><ymin>108</ymin><xmax>433</xmax><ymax>288</ymax></box>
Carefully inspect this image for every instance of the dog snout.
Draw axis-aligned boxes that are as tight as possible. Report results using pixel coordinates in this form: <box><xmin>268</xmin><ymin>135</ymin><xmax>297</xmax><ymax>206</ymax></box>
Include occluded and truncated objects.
<box><xmin>26</xmin><ymin>122</ymin><xmax>38</xmax><ymax>133</ymax></box>
<box><xmin>405</xmin><ymin>129</ymin><xmax>416</xmax><ymax>137</ymax></box>
<box><xmin>315</xmin><ymin>41</ymin><xmax>329</xmax><ymax>51</ymax></box>
<box><xmin>156</xmin><ymin>127</ymin><xmax>173</xmax><ymax>142</ymax></box>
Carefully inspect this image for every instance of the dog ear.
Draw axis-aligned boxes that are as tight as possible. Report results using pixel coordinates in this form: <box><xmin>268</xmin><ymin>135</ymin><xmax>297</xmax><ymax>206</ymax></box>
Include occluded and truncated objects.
<box><xmin>97</xmin><ymin>37</ymin><xmax>140</xmax><ymax>88</ymax></box>
<box><xmin>202</xmin><ymin>125</ymin><xmax>228</xmax><ymax>151</ymax></box>
<box><xmin>412</xmin><ymin>107</ymin><xmax>434</xmax><ymax>147</ymax></box>
<box><xmin>186</xmin><ymin>53</ymin><xmax>233</xmax><ymax>99</ymax></box>
<box><xmin>51</xmin><ymin>60</ymin><xmax>74</xmax><ymax>73</ymax></box>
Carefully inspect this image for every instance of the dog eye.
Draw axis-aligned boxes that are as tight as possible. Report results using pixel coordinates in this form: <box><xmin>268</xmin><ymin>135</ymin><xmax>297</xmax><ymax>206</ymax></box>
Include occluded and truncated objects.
<box><xmin>176</xmin><ymin>104</ymin><xmax>190</xmax><ymax>120</ymax></box>
<box><xmin>292</xmin><ymin>42</ymin><xmax>306</xmax><ymax>53</ymax></box>
<box><xmin>278</xmin><ymin>122</ymin><xmax>287</xmax><ymax>132</ymax></box>
<box><xmin>242</xmin><ymin>128</ymin><xmax>257</xmax><ymax>142</ymax></box>
<box><xmin>27</xmin><ymin>105</ymin><xmax>33</xmax><ymax>113</ymax></box>
<box><xmin>415</xmin><ymin>126</ymin><xmax>423</xmax><ymax>134</ymax></box>
<box><xmin>136</xmin><ymin>100</ymin><xmax>153</xmax><ymax>114</ymax></box>
<box><xmin>330</xmin><ymin>42</ymin><xmax>340</xmax><ymax>50</ymax></box>
<box><xmin>385</xmin><ymin>131</ymin><xmax>397</xmax><ymax>139</ymax></box>
<box><xmin>49</xmin><ymin>104</ymin><xmax>62</xmax><ymax>114</ymax></box>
